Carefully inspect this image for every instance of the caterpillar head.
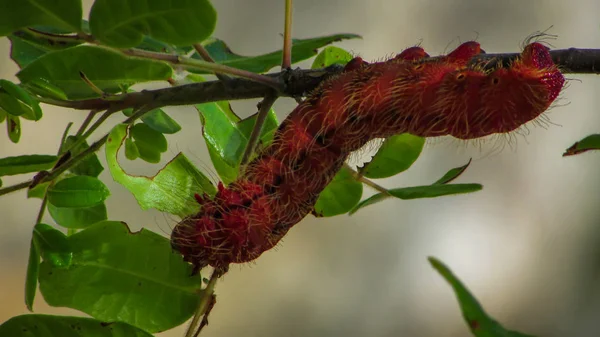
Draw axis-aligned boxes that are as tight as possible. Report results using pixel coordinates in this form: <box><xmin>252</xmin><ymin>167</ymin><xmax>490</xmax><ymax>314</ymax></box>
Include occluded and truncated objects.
<box><xmin>520</xmin><ymin>42</ymin><xmax>564</xmax><ymax>101</ymax></box>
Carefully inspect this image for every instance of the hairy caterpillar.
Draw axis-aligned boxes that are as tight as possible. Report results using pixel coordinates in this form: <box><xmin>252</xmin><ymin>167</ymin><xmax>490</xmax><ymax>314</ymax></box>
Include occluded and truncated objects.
<box><xmin>171</xmin><ymin>41</ymin><xmax>565</xmax><ymax>272</ymax></box>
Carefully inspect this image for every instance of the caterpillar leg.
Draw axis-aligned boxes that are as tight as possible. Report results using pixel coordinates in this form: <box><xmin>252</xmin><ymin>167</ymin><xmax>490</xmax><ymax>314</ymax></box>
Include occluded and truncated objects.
<box><xmin>343</xmin><ymin>57</ymin><xmax>369</xmax><ymax>72</ymax></box>
<box><xmin>445</xmin><ymin>41</ymin><xmax>484</xmax><ymax>65</ymax></box>
<box><xmin>394</xmin><ymin>46</ymin><xmax>429</xmax><ymax>61</ymax></box>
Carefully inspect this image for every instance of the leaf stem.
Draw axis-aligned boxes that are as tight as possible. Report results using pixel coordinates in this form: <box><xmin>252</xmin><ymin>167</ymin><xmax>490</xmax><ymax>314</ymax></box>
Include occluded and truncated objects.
<box><xmin>184</xmin><ymin>269</ymin><xmax>220</xmax><ymax>337</ymax></box>
<box><xmin>57</xmin><ymin>122</ymin><xmax>74</xmax><ymax>154</ymax></box>
<box><xmin>25</xmin><ymin>28</ymin><xmax>81</xmax><ymax>42</ymax></box>
<box><xmin>177</xmin><ymin>56</ymin><xmax>281</xmax><ymax>89</ymax></box>
<box><xmin>344</xmin><ymin>164</ymin><xmax>391</xmax><ymax>195</ymax></box>
<box><xmin>192</xmin><ymin>43</ymin><xmax>230</xmax><ymax>83</ymax></box>
<box><xmin>282</xmin><ymin>0</ymin><xmax>293</xmax><ymax>69</ymax></box>
<box><xmin>35</xmin><ymin>196</ymin><xmax>48</xmax><ymax>224</ymax></box>
<box><xmin>74</xmin><ymin>111</ymin><xmax>98</xmax><ymax>138</ymax></box>
<box><xmin>240</xmin><ymin>91</ymin><xmax>279</xmax><ymax>167</ymax></box>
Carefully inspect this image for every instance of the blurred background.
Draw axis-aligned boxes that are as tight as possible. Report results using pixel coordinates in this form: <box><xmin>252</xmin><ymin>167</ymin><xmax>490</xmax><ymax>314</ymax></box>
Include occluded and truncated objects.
<box><xmin>2</xmin><ymin>0</ymin><xmax>600</xmax><ymax>336</ymax></box>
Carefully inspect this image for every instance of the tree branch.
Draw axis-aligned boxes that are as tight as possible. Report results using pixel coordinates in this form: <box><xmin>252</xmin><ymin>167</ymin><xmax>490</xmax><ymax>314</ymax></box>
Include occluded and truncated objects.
<box><xmin>37</xmin><ymin>66</ymin><xmax>342</xmax><ymax>111</ymax></box>
<box><xmin>35</xmin><ymin>48</ymin><xmax>600</xmax><ymax>115</ymax></box>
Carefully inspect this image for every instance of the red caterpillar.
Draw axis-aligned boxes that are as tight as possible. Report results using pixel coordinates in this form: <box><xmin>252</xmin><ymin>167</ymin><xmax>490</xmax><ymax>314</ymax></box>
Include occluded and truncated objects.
<box><xmin>171</xmin><ymin>41</ymin><xmax>565</xmax><ymax>272</ymax></box>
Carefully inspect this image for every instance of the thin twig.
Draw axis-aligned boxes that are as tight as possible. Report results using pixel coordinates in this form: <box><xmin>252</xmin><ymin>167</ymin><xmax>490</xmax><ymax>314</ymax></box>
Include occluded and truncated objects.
<box><xmin>281</xmin><ymin>0</ymin><xmax>293</xmax><ymax>69</ymax></box>
<box><xmin>240</xmin><ymin>91</ymin><xmax>279</xmax><ymax>167</ymax></box>
<box><xmin>121</xmin><ymin>48</ymin><xmax>281</xmax><ymax>89</ymax></box>
<box><xmin>0</xmin><ymin>106</ymin><xmax>154</xmax><ymax>197</ymax></box>
<box><xmin>74</xmin><ymin>111</ymin><xmax>98</xmax><ymax>138</ymax></box>
<box><xmin>184</xmin><ymin>270</ymin><xmax>220</xmax><ymax>337</ymax></box>
<box><xmin>60</xmin><ymin>109</ymin><xmax>112</xmax><ymax>158</ymax></box>
<box><xmin>193</xmin><ymin>43</ymin><xmax>230</xmax><ymax>83</ymax></box>
<box><xmin>35</xmin><ymin>196</ymin><xmax>48</xmax><ymax>224</ymax></box>
<box><xmin>57</xmin><ymin>122</ymin><xmax>74</xmax><ymax>154</ymax></box>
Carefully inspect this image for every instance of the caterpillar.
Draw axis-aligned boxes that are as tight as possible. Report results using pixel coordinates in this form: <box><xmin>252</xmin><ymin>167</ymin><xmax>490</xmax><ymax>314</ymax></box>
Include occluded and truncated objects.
<box><xmin>171</xmin><ymin>41</ymin><xmax>565</xmax><ymax>272</ymax></box>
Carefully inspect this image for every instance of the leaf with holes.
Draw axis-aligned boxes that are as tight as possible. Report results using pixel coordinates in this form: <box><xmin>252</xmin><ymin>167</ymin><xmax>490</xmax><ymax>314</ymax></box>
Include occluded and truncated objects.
<box><xmin>38</xmin><ymin>221</ymin><xmax>203</xmax><ymax>333</ymax></box>
<box><xmin>106</xmin><ymin>124</ymin><xmax>215</xmax><ymax>217</ymax></box>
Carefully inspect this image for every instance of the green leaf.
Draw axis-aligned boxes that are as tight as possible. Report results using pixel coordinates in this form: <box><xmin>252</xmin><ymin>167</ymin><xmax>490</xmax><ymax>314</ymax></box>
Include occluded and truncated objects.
<box><xmin>311</xmin><ymin>45</ymin><xmax>354</xmax><ymax>68</ymax></box>
<box><xmin>47</xmin><ymin>176</ymin><xmax>110</xmax><ymax>208</ymax></box>
<box><xmin>0</xmin><ymin>154</ymin><xmax>57</xmax><ymax>176</ymax></box>
<box><xmin>207</xmin><ymin>142</ymin><xmax>238</xmax><ymax>185</ymax></box>
<box><xmin>190</xmin><ymin>34</ymin><xmax>362</xmax><ymax>73</ymax></box>
<box><xmin>360</xmin><ymin>134</ymin><xmax>425</xmax><ymax>179</ymax></box>
<box><xmin>106</xmin><ymin>124</ymin><xmax>216</xmax><ymax>217</ymax></box>
<box><xmin>6</xmin><ymin>115</ymin><xmax>21</xmax><ymax>143</ymax></box>
<box><xmin>9</xmin><ymin>29</ymin><xmax>82</xmax><ymax>68</ymax></box>
<box><xmin>237</xmin><ymin>111</ymin><xmax>279</xmax><ymax>145</ymax></box>
<box><xmin>350</xmin><ymin>160</ymin><xmax>481</xmax><ymax>214</ymax></box>
<box><xmin>140</xmin><ymin>108</ymin><xmax>181</xmax><ymax>134</ymax></box>
<box><xmin>190</xmin><ymin>73</ymin><xmax>278</xmax><ymax>181</ymax></box>
<box><xmin>198</xmin><ymin>102</ymin><xmax>279</xmax><ymax>182</ymax></box>
<box><xmin>22</xmin><ymin>78</ymin><xmax>69</xmax><ymax>100</ymax></box>
<box><xmin>48</xmin><ymin>203</ymin><xmax>108</xmax><ymax>229</ymax></box>
<box><xmin>34</xmin><ymin>223</ymin><xmax>72</xmax><ymax>268</ymax></box>
<box><xmin>349</xmin><ymin>183</ymin><xmax>482</xmax><ymax>214</ymax></box>
<box><xmin>429</xmin><ymin>257</ymin><xmax>536</xmax><ymax>337</ymax></box>
<box><xmin>0</xmin><ymin>0</ymin><xmax>82</xmax><ymax>36</ymax></box>
<box><xmin>124</xmin><ymin>137</ymin><xmax>140</xmax><ymax>160</ymax></box>
<box><xmin>28</xmin><ymin>181</ymin><xmax>50</xmax><ymax>199</ymax></box>
<box><xmin>39</xmin><ymin>221</ymin><xmax>203</xmax><ymax>333</ymax></box>
<box><xmin>63</xmin><ymin>136</ymin><xmax>104</xmax><ymax>177</ymax></box>
<box><xmin>17</xmin><ymin>45</ymin><xmax>173</xmax><ymax>99</ymax></box>
<box><xmin>314</xmin><ymin>166</ymin><xmax>363</xmax><ymax>217</ymax></box>
<box><xmin>433</xmin><ymin>159</ymin><xmax>472</xmax><ymax>185</ymax></box>
<box><xmin>25</xmin><ymin>236</ymin><xmax>40</xmax><ymax>311</ymax></box>
<box><xmin>130</xmin><ymin>123</ymin><xmax>168</xmax><ymax>163</ymax></box>
<box><xmin>90</xmin><ymin>0</ymin><xmax>217</xmax><ymax>48</ymax></box>
<box><xmin>0</xmin><ymin>79</ymin><xmax>43</xmax><ymax>120</ymax></box>
<box><xmin>0</xmin><ymin>314</ymin><xmax>153</xmax><ymax>337</ymax></box>
<box><xmin>197</xmin><ymin>101</ymin><xmax>245</xmax><ymax>167</ymax></box>
<box><xmin>563</xmin><ymin>134</ymin><xmax>600</xmax><ymax>156</ymax></box>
